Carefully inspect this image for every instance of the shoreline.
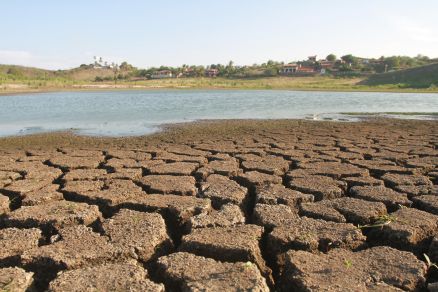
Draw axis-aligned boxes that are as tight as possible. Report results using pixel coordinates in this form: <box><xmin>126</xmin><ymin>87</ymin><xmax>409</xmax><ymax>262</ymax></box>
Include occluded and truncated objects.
<box><xmin>0</xmin><ymin>118</ymin><xmax>436</xmax><ymax>150</ymax></box>
<box><xmin>1</xmin><ymin>113</ymin><xmax>438</xmax><ymax>141</ymax></box>
<box><xmin>2</xmin><ymin>84</ymin><xmax>438</xmax><ymax>96</ymax></box>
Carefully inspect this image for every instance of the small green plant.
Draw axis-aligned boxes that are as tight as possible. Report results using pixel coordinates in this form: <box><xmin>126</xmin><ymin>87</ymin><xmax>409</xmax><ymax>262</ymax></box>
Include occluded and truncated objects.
<box><xmin>424</xmin><ymin>254</ymin><xmax>438</xmax><ymax>270</ymax></box>
<box><xmin>8</xmin><ymin>196</ymin><xmax>19</xmax><ymax>204</ymax></box>
<box><xmin>344</xmin><ymin>259</ymin><xmax>353</xmax><ymax>269</ymax></box>
<box><xmin>132</xmin><ymin>215</ymin><xmax>142</xmax><ymax>224</ymax></box>
<box><xmin>357</xmin><ymin>214</ymin><xmax>398</xmax><ymax>229</ymax></box>
<box><xmin>49</xmin><ymin>207</ymin><xmax>60</xmax><ymax>215</ymax></box>
<box><xmin>66</xmin><ymin>202</ymin><xmax>76</xmax><ymax>210</ymax></box>
<box><xmin>243</xmin><ymin>262</ymin><xmax>253</xmax><ymax>269</ymax></box>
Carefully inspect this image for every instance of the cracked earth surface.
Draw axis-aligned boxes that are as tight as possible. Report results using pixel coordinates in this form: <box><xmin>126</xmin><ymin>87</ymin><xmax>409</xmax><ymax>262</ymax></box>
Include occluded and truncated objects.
<box><xmin>0</xmin><ymin>119</ymin><xmax>437</xmax><ymax>291</ymax></box>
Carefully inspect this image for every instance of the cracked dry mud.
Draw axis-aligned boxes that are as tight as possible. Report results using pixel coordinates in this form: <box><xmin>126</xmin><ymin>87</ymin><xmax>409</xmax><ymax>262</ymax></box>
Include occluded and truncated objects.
<box><xmin>0</xmin><ymin>119</ymin><xmax>437</xmax><ymax>291</ymax></box>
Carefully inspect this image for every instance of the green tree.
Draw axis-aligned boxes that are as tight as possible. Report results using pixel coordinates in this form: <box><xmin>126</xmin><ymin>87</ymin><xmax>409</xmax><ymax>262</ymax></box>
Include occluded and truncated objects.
<box><xmin>339</xmin><ymin>63</ymin><xmax>353</xmax><ymax>72</ymax></box>
<box><xmin>225</xmin><ymin>61</ymin><xmax>235</xmax><ymax>77</ymax></box>
<box><xmin>119</xmin><ymin>61</ymin><xmax>134</xmax><ymax>71</ymax></box>
<box><xmin>326</xmin><ymin>54</ymin><xmax>336</xmax><ymax>61</ymax></box>
<box><xmin>384</xmin><ymin>56</ymin><xmax>400</xmax><ymax>70</ymax></box>
<box><xmin>341</xmin><ymin>54</ymin><xmax>358</xmax><ymax>65</ymax></box>
<box><xmin>264</xmin><ymin>67</ymin><xmax>278</xmax><ymax>77</ymax></box>
<box><xmin>194</xmin><ymin>65</ymin><xmax>205</xmax><ymax>77</ymax></box>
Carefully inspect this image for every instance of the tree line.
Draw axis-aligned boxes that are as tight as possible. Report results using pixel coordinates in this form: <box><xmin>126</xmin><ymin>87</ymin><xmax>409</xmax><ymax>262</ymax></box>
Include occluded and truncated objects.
<box><xmin>114</xmin><ymin>54</ymin><xmax>438</xmax><ymax>80</ymax></box>
<box><xmin>2</xmin><ymin>54</ymin><xmax>437</xmax><ymax>82</ymax></box>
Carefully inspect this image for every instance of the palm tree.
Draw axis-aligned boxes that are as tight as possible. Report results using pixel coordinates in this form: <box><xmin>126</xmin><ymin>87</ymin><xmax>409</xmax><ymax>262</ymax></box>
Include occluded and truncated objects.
<box><xmin>226</xmin><ymin>61</ymin><xmax>235</xmax><ymax>77</ymax></box>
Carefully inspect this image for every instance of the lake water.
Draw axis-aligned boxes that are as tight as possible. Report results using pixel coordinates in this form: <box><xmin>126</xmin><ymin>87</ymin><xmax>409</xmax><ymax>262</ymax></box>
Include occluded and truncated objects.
<box><xmin>0</xmin><ymin>89</ymin><xmax>437</xmax><ymax>137</ymax></box>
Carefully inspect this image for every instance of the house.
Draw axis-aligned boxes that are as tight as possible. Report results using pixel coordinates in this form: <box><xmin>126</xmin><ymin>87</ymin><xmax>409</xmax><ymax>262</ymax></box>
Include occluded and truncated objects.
<box><xmin>280</xmin><ymin>63</ymin><xmax>299</xmax><ymax>74</ymax></box>
<box><xmin>297</xmin><ymin>65</ymin><xmax>315</xmax><ymax>73</ymax></box>
<box><xmin>280</xmin><ymin>63</ymin><xmax>317</xmax><ymax>75</ymax></box>
<box><xmin>319</xmin><ymin>60</ymin><xmax>335</xmax><ymax>70</ymax></box>
<box><xmin>205</xmin><ymin>68</ymin><xmax>219</xmax><ymax>77</ymax></box>
<box><xmin>183</xmin><ymin>68</ymin><xmax>196</xmax><ymax>77</ymax></box>
<box><xmin>151</xmin><ymin>70</ymin><xmax>173</xmax><ymax>79</ymax></box>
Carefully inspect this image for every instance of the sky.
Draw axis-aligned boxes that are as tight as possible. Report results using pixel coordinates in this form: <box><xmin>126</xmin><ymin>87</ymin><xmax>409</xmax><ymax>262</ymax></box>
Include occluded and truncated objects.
<box><xmin>1</xmin><ymin>0</ymin><xmax>438</xmax><ymax>69</ymax></box>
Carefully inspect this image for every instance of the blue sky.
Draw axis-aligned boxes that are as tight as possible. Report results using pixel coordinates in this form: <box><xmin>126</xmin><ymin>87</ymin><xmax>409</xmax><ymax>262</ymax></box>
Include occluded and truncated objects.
<box><xmin>2</xmin><ymin>0</ymin><xmax>438</xmax><ymax>69</ymax></box>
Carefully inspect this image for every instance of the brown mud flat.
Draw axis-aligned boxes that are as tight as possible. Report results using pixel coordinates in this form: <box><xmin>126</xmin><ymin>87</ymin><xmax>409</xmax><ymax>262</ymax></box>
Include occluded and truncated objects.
<box><xmin>0</xmin><ymin>118</ymin><xmax>437</xmax><ymax>291</ymax></box>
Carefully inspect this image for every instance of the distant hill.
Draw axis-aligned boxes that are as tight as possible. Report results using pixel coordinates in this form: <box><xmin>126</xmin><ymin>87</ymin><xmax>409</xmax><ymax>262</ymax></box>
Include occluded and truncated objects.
<box><xmin>0</xmin><ymin>64</ymin><xmax>53</xmax><ymax>78</ymax></box>
<box><xmin>0</xmin><ymin>64</ymin><xmax>117</xmax><ymax>81</ymax></box>
<box><xmin>60</xmin><ymin>66</ymin><xmax>115</xmax><ymax>81</ymax></box>
<box><xmin>361</xmin><ymin>63</ymin><xmax>438</xmax><ymax>88</ymax></box>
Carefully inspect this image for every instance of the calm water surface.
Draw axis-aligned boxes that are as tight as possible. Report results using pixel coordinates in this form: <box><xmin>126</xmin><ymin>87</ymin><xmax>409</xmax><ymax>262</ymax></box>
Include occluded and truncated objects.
<box><xmin>0</xmin><ymin>90</ymin><xmax>437</xmax><ymax>137</ymax></box>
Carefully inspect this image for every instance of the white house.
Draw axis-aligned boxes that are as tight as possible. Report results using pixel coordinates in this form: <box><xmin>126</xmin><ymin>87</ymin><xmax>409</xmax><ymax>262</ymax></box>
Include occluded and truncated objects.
<box><xmin>151</xmin><ymin>70</ymin><xmax>173</xmax><ymax>79</ymax></box>
<box><xmin>280</xmin><ymin>63</ymin><xmax>299</xmax><ymax>74</ymax></box>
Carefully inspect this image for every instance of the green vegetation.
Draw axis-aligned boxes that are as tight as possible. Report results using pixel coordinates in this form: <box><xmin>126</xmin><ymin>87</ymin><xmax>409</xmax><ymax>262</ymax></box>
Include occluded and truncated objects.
<box><xmin>357</xmin><ymin>214</ymin><xmax>398</xmax><ymax>229</ymax></box>
<box><xmin>341</xmin><ymin>112</ymin><xmax>438</xmax><ymax>116</ymax></box>
<box><xmin>326</xmin><ymin>54</ymin><xmax>336</xmax><ymax>62</ymax></box>
<box><xmin>424</xmin><ymin>254</ymin><xmax>438</xmax><ymax>270</ymax></box>
<box><xmin>125</xmin><ymin>76</ymin><xmax>366</xmax><ymax>90</ymax></box>
<box><xmin>1</xmin><ymin>54</ymin><xmax>438</xmax><ymax>94</ymax></box>
<box><xmin>361</xmin><ymin>63</ymin><xmax>438</xmax><ymax>88</ymax></box>
<box><xmin>343</xmin><ymin>259</ymin><xmax>353</xmax><ymax>269</ymax></box>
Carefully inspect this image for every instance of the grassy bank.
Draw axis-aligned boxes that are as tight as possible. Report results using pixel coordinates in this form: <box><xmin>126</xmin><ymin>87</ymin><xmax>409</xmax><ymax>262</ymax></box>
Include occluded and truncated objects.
<box><xmin>341</xmin><ymin>112</ymin><xmax>438</xmax><ymax>116</ymax></box>
<box><xmin>2</xmin><ymin>76</ymin><xmax>438</xmax><ymax>94</ymax></box>
<box><xmin>362</xmin><ymin>63</ymin><xmax>438</xmax><ymax>88</ymax></box>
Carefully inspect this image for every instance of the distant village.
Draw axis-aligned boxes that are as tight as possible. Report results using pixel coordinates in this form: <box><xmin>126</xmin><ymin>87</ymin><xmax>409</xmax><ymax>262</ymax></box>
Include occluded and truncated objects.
<box><xmin>149</xmin><ymin>68</ymin><xmax>220</xmax><ymax>79</ymax></box>
<box><xmin>89</xmin><ymin>54</ymin><xmax>434</xmax><ymax>81</ymax></box>
<box><xmin>279</xmin><ymin>55</ymin><xmax>374</xmax><ymax>76</ymax></box>
<box><xmin>1</xmin><ymin>53</ymin><xmax>436</xmax><ymax>89</ymax></box>
<box><xmin>141</xmin><ymin>55</ymin><xmax>386</xmax><ymax>79</ymax></box>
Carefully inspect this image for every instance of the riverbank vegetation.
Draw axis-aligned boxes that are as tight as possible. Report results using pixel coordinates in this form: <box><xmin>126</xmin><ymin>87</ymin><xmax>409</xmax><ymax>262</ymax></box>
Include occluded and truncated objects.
<box><xmin>1</xmin><ymin>54</ymin><xmax>438</xmax><ymax>94</ymax></box>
